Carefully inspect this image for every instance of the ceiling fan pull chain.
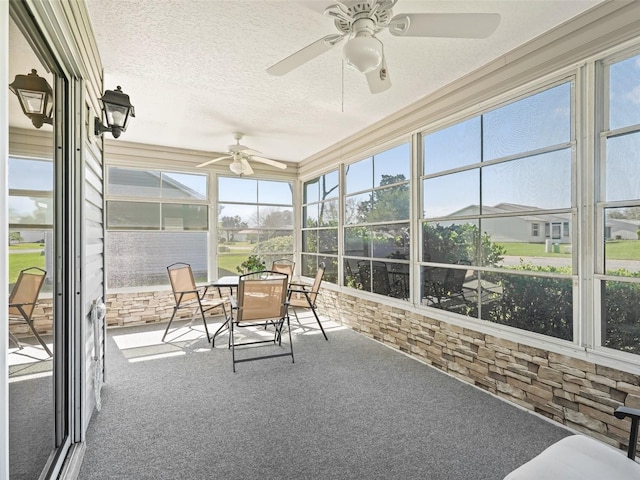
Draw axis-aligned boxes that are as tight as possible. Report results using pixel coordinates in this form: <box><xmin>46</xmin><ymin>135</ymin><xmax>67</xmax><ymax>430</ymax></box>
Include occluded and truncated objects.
<box><xmin>341</xmin><ymin>58</ymin><xmax>345</xmax><ymax>113</ymax></box>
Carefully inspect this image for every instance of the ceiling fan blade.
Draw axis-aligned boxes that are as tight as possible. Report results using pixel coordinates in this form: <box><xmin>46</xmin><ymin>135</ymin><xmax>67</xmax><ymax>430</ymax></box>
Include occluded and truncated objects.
<box><xmin>267</xmin><ymin>34</ymin><xmax>346</xmax><ymax>76</ymax></box>
<box><xmin>389</xmin><ymin>13</ymin><xmax>500</xmax><ymax>39</ymax></box>
<box><xmin>241</xmin><ymin>148</ymin><xmax>262</xmax><ymax>156</ymax></box>
<box><xmin>249</xmin><ymin>155</ymin><xmax>287</xmax><ymax>170</ymax></box>
<box><xmin>240</xmin><ymin>158</ymin><xmax>254</xmax><ymax>175</ymax></box>
<box><xmin>365</xmin><ymin>55</ymin><xmax>391</xmax><ymax>94</ymax></box>
<box><xmin>323</xmin><ymin>2</ymin><xmax>352</xmax><ymax>23</ymax></box>
<box><xmin>196</xmin><ymin>155</ymin><xmax>233</xmax><ymax>168</ymax></box>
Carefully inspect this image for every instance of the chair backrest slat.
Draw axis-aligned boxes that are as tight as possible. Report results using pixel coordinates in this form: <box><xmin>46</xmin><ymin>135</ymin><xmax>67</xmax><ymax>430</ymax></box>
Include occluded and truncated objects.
<box><xmin>167</xmin><ymin>263</ymin><xmax>198</xmax><ymax>304</ymax></box>
<box><xmin>237</xmin><ymin>271</ymin><xmax>288</xmax><ymax>323</ymax></box>
<box><xmin>271</xmin><ymin>259</ymin><xmax>295</xmax><ymax>284</ymax></box>
<box><xmin>8</xmin><ymin>267</ymin><xmax>47</xmax><ymax>318</ymax></box>
<box><xmin>307</xmin><ymin>263</ymin><xmax>325</xmax><ymax>305</ymax></box>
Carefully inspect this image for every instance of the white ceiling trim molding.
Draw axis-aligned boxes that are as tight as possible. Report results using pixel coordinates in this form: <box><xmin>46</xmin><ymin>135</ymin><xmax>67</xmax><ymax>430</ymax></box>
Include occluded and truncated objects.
<box><xmin>103</xmin><ymin>139</ymin><xmax>298</xmax><ymax>180</ymax></box>
<box><xmin>299</xmin><ymin>0</ymin><xmax>640</xmax><ymax>177</ymax></box>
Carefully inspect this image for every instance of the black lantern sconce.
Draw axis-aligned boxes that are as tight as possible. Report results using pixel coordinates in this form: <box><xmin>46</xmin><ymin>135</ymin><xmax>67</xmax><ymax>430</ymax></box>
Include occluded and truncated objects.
<box><xmin>94</xmin><ymin>86</ymin><xmax>135</xmax><ymax>139</ymax></box>
<box><xmin>9</xmin><ymin>69</ymin><xmax>54</xmax><ymax>129</ymax></box>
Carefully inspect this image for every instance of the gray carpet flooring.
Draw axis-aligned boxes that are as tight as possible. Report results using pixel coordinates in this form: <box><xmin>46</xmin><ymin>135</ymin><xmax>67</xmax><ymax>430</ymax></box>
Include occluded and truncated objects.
<box><xmin>78</xmin><ymin>315</ymin><xmax>571</xmax><ymax>480</ymax></box>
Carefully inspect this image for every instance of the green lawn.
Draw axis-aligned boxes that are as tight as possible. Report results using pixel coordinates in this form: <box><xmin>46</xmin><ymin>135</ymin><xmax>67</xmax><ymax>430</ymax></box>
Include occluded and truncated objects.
<box><xmin>218</xmin><ymin>242</ymin><xmax>254</xmax><ymax>274</ymax></box>
<box><xmin>9</xmin><ymin>242</ymin><xmax>44</xmax><ymax>250</ymax></box>
<box><xmin>604</xmin><ymin>240</ymin><xmax>640</xmax><ymax>260</ymax></box>
<box><xmin>9</xmin><ymin>252</ymin><xmax>45</xmax><ymax>283</ymax></box>
<box><xmin>497</xmin><ymin>242</ymin><xmax>569</xmax><ymax>257</ymax></box>
<box><xmin>499</xmin><ymin>240</ymin><xmax>640</xmax><ymax>260</ymax></box>
<box><xmin>218</xmin><ymin>253</ymin><xmax>249</xmax><ymax>274</ymax></box>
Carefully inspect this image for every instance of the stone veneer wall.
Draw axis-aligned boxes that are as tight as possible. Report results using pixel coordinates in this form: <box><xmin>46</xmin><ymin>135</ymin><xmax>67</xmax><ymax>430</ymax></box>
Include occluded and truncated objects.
<box><xmin>9</xmin><ymin>297</ymin><xmax>54</xmax><ymax>337</ymax></box>
<box><xmin>10</xmin><ymin>289</ymin><xmax>226</xmax><ymax>337</ymax></box>
<box><xmin>317</xmin><ymin>288</ymin><xmax>640</xmax><ymax>454</ymax></box>
<box><xmin>104</xmin><ymin>289</ymin><xmax>227</xmax><ymax>328</ymax></box>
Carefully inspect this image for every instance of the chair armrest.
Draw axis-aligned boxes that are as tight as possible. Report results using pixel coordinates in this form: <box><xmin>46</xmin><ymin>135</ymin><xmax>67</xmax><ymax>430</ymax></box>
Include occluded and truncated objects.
<box><xmin>195</xmin><ymin>285</ymin><xmax>210</xmax><ymax>297</ymax></box>
<box><xmin>289</xmin><ymin>282</ymin><xmax>308</xmax><ymax>289</ymax></box>
<box><xmin>229</xmin><ymin>295</ymin><xmax>238</xmax><ymax>310</ymax></box>
<box><xmin>288</xmin><ymin>287</ymin><xmax>310</xmax><ymax>294</ymax></box>
<box><xmin>175</xmin><ymin>288</ymin><xmax>199</xmax><ymax>295</ymax></box>
<box><xmin>614</xmin><ymin>406</ymin><xmax>640</xmax><ymax>459</ymax></box>
<box><xmin>614</xmin><ymin>406</ymin><xmax>640</xmax><ymax>420</ymax></box>
<box><xmin>8</xmin><ymin>302</ymin><xmax>34</xmax><ymax>307</ymax></box>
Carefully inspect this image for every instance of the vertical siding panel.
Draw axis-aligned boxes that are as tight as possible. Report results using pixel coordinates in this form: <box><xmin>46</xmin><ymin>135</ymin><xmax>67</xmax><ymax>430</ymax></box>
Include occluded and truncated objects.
<box><xmin>58</xmin><ymin>0</ymin><xmax>106</xmax><ymax>434</ymax></box>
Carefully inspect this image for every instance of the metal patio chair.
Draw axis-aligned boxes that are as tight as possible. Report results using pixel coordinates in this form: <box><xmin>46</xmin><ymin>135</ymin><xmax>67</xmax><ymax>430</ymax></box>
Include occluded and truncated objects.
<box><xmin>287</xmin><ymin>262</ymin><xmax>328</xmax><ymax>340</ymax></box>
<box><xmin>227</xmin><ymin>271</ymin><xmax>293</xmax><ymax>372</ymax></box>
<box><xmin>164</xmin><ymin>262</ymin><xmax>226</xmax><ymax>343</ymax></box>
<box><xmin>9</xmin><ymin>267</ymin><xmax>51</xmax><ymax>356</ymax></box>
<box><xmin>271</xmin><ymin>258</ymin><xmax>295</xmax><ymax>282</ymax></box>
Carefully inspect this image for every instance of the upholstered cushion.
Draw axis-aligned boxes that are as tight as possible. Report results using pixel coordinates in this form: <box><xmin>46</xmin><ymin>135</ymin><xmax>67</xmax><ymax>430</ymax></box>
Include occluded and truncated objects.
<box><xmin>504</xmin><ymin>435</ymin><xmax>640</xmax><ymax>480</ymax></box>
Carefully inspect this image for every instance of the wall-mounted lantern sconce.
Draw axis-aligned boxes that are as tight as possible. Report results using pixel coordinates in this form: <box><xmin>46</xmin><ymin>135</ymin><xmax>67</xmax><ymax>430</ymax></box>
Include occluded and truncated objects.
<box><xmin>94</xmin><ymin>86</ymin><xmax>135</xmax><ymax>138</ymax></box>
<box><xmin>9</xmin><ymin>69</ymin><xmax>54</xmax><ymax>129</ymax></box>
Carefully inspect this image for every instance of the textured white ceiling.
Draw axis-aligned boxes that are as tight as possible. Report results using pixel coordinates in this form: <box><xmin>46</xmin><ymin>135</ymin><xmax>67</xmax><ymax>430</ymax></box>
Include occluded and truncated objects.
<box><xmin>18</xmin><ymin>0</ymin><xmax>605</xmax><ymax>165</ymax></box>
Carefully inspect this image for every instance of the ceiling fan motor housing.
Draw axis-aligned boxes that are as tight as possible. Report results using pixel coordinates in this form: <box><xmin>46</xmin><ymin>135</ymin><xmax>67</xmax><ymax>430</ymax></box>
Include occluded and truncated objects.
<box><xmin>332</xmin><ymin>1</ymin><xmax>394</xmax><ymax>33</ymax></box>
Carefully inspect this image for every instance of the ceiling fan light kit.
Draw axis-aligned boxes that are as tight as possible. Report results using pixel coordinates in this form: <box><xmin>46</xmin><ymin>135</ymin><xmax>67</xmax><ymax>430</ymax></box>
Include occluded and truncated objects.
<box><xmin>343</xmin><ymin>19</ymin><xmax>383</xmax><ymax>73</ymax></box>
<box><xmin>267</xmin><ymin>0</ymin><xmax>501</xmax><ymax>94</ymax></box>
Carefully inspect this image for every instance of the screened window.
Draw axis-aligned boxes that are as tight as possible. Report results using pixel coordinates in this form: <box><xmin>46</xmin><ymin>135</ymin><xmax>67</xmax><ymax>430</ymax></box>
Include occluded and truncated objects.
<box><xmin>105</xmin><ymin>167</ymin><xmax>208</xmax><ymax>289</ymax></box>
<box><xmin>600</xmin><ymin>51</ymin><xmax>640</xmax><ymax>355</ymax></box>
<box><xmin>344</xmin><ymin>143</ymin><xmax>410</xmax><ymax>300</ymax></box>
<box><xmin>301</xmin><ymin>170</ymin><xmax>339</xmax><ymax>283</ymax></box>
<box><xmin>8</xmin><ymin>157</ymin><xmax>54</xmax><ymax>292</ymax></box>
<box><xmin>218</xmin><ymin>177</ymin><xmax>294</xmax><ymax>277</ymax></box>
<box><xmin>420</xmin><ymin>82</ymin><xmax>574</xmax><ymax>341</ymax></box>
<box><xmin>9</xmin><ymin>157</ymin><xmax>53</xmax><ymax>227</ymax></box>
<box><xmin>106</xmin><ymin>167</ymin><xmax>208</xmax><ymax>231</ymax></box>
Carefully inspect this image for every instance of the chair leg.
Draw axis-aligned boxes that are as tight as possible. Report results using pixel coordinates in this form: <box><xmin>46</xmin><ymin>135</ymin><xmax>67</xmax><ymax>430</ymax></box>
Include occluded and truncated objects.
<box><xmin>208</xmin><ymin>303</ymin><xmax>230</xmax><ymax>347</ymax></box>
<box><xmin>196</xmin><ymin>299</ymin><xmax>211</xmax><ymax>343</ymax></box>
<box><xmin>309</xmin><ymin>305</ymin><xmax>328</xmax><ymax>341</ymax></box>
<box><xmin>211</xmin><ymin>317</ymin><xmax>229</xmax><ymax>347</ymax></box>
<box><xmin>17</xmin><ymin>307</ymin><xmax>52</xmax><ymax>356</ymax></box>
<box><xmin>230</xmin><ymin>320</ymin><xmax>236</xmax><ymax>373</ymax></box>
<box><xmin>162</xmin><ymin>308</ymin><xmax>179</xmax><ymax>342</ymax></box>
<box><xmin>8</xmin><ymin>331</ymin><xmax>23</xmax><ymax>350</ymax></box>
<box><xmin>292</xmin><ymin>308</ymin><xmax>301</xmax><ymax>326</ymax></box>
<box><xmin>286</xmin><ymin>315</ymin><xmax>294</xmax><ymax>364</ymax></box>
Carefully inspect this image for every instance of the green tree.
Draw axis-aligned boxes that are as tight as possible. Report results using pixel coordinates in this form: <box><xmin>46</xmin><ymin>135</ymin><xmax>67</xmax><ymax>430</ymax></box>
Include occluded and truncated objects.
<box><xmin>354</xmin><ymin>174</ymin><xmax>409</xmax><ymax>223</ymax></box>
<box><xmin>608</xmin><ymin>207</ymin><xmax>640</xmax><ymax>219</ymax></box>
<box><xmin>423</xmin><ymin>223</ymin><xmax>505</xmax><ymax>266</ymax></box>
<box><xmin>219</xmin><ymin>215</ymin><xmax>247</xmax><ymax>242</ymax></box>
<box><xmin>260</xmin><ymin>208</ymin><xmax>293</xmax><ymax>229</ymax></box>
<box><xmin>482</xmin><ymin>263</ymin><xmax>573</xmax><ymax>341</ymax></box>
<box><xmin>318</xmin><ymin>175</ymin><xmax>339</xmax><ymax>226</ymax></box>
<box><xmin>9</xmin><ymin>231</ymin><xmax>22</xmax><ymax>244</ymax></box>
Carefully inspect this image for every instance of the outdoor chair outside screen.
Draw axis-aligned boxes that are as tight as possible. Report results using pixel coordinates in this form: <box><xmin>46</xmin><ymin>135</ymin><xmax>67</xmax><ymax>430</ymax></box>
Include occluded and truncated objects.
<box><xmin>8</xmin><ymin>267</ymin><xmax>51</xmax><ymax>356</ymax></box>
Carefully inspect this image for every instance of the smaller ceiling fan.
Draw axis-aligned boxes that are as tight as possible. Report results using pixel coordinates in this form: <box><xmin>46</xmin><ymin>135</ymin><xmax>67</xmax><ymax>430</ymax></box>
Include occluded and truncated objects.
<box><xmin>196</xmin><ymin>132</ymin><xmax>287</xmax><ymax>175</ymax></box>
<box><xmin>267</xmin><ymin>0</ymin><xmax>500</xmax><ymax>94</ymax></box>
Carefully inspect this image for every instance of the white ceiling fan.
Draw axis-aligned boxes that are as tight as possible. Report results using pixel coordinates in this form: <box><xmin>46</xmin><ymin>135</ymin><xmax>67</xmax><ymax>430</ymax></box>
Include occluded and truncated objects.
<box><xmin>267</xmin><ymin>0</ymin><xmax>500</xmax><ymax>94</ymax></box>
<box><xmin>196</xmin><ymin>132</ymin><xmax>287</xmax><ymax>175</ymax></box>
